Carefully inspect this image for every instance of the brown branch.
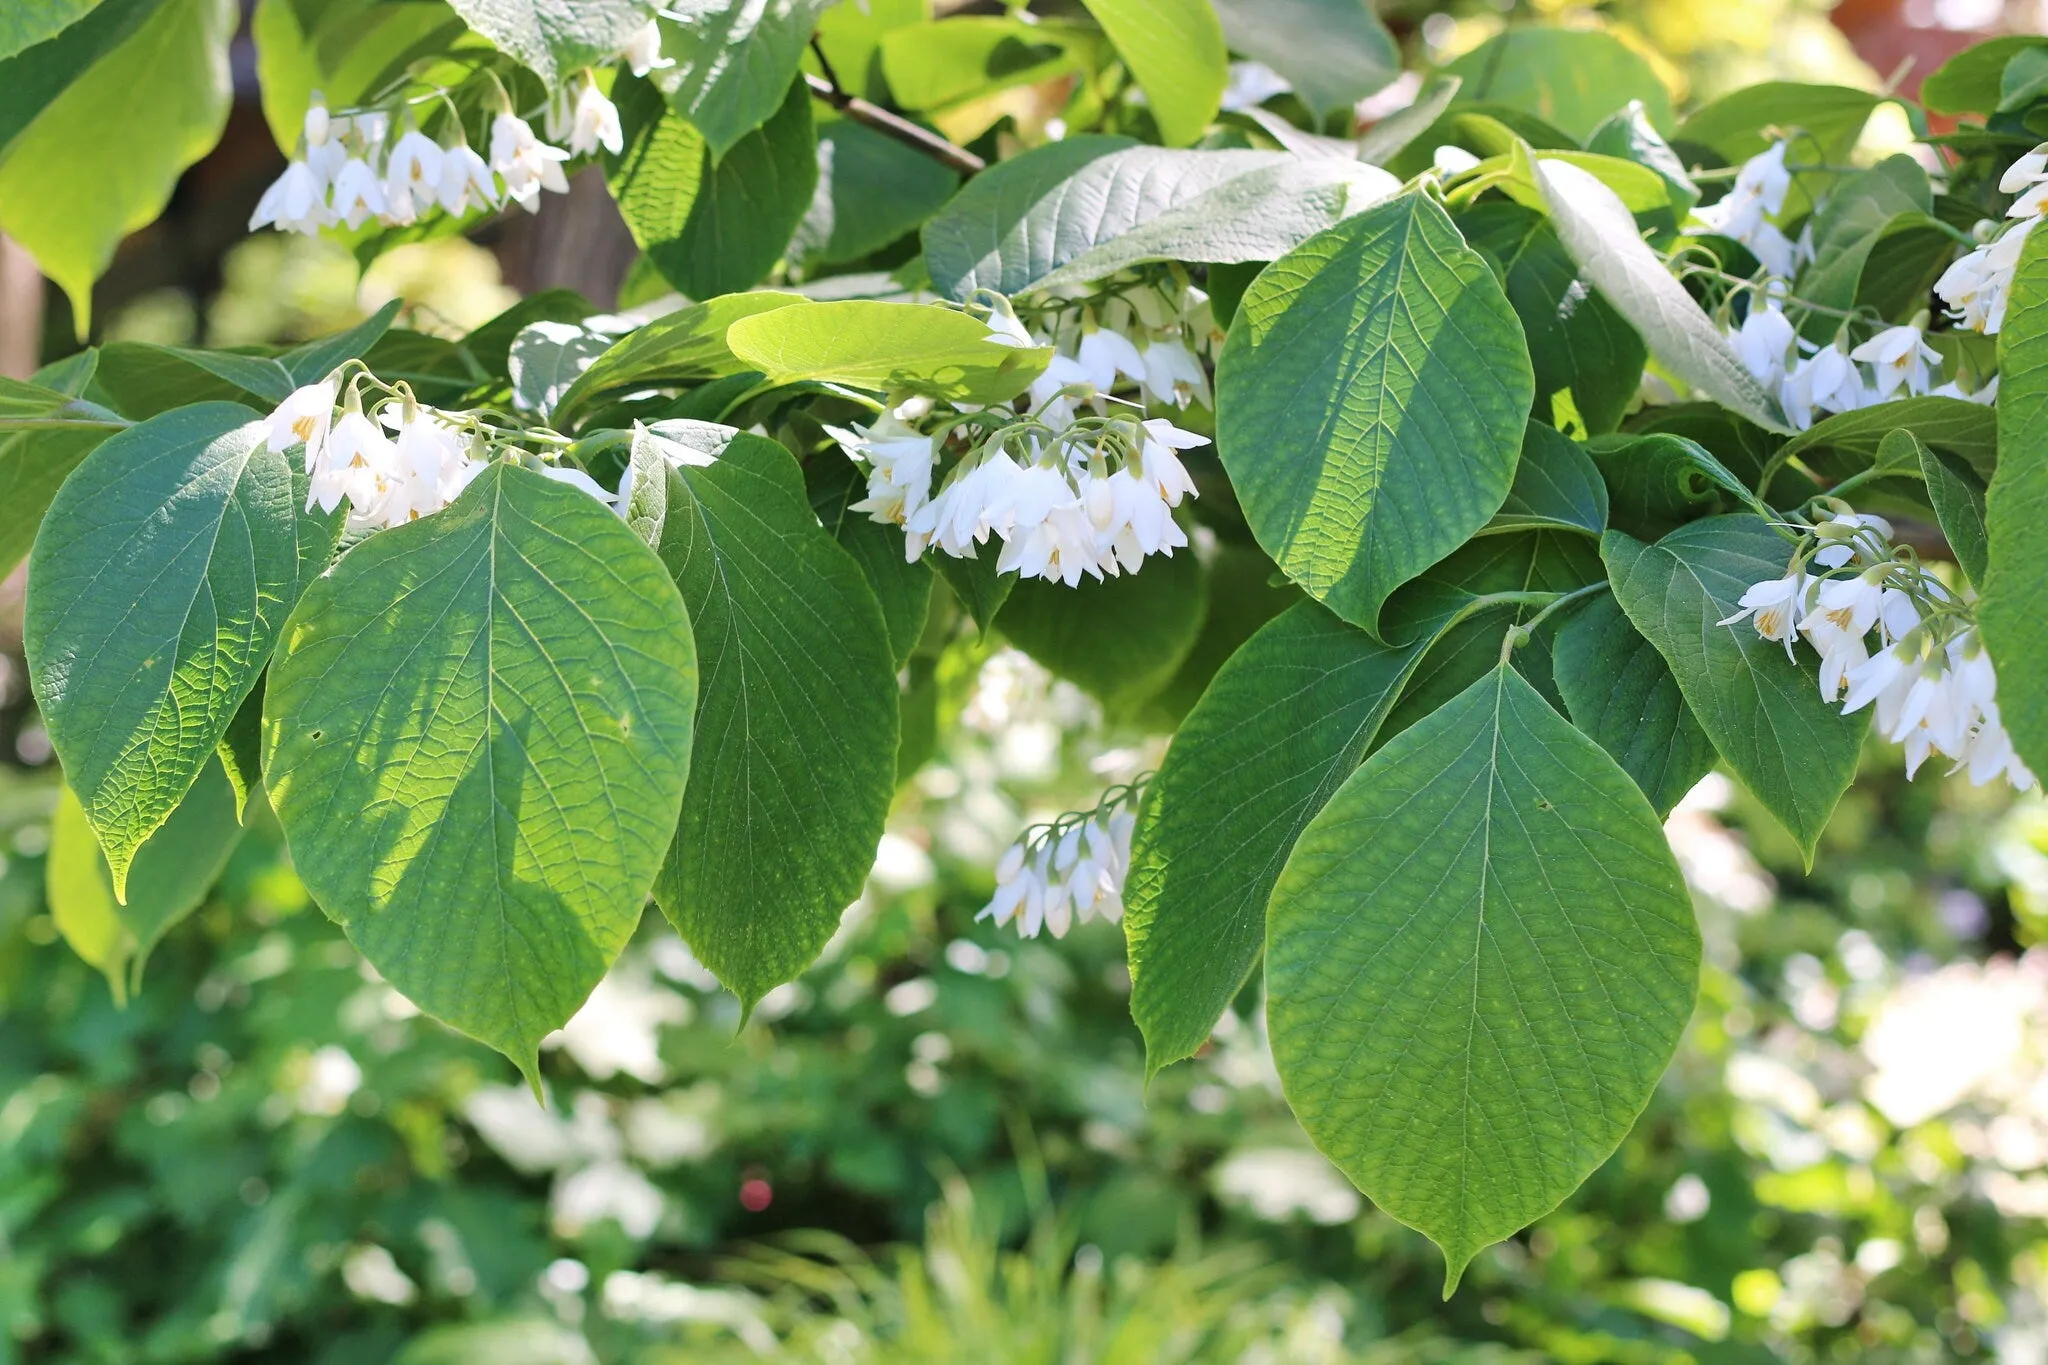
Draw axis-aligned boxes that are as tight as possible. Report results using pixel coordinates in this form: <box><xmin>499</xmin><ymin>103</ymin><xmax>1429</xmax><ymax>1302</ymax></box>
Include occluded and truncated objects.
<box><xmin>803</xmin><ymin>46</ymin><xmax>984</xmax><ymax>177</ymax></box>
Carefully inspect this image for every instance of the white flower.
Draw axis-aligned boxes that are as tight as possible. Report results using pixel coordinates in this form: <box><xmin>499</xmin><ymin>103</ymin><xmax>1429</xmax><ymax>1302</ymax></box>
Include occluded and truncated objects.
<box><xmin>266</xmin><ymin>381</ymin><xmax>337</xmax><ymax>467</ymax></box>
<box><xmin>330</xmin><ymin>157</ymin><xmax>388</xmax><ymax>230</ymax></box>
<box><xmin>435</xmin><ymin>142</ymin><xmax>500</xmax><ymax>216</ymax></box>
<box><xmin>384</xmin><ymin>129</ymin><xmax>445</xmax><ymax>217</ymax></box>
<box><xmin>2001</xmin><ymin>144</ymin><xmax>2048</xmax><ymax>194</ymax></box>
<box><xmin>622</xmin><ymin>20</ymin><xmax>671</xmax><ymax>77</ymax></box>
<box><xmin>1841</xmin><ymin>641</ymin><xmax>1914</xmax><ymax>717</ymax></box>
<box><xmin>826</xmin><ymin>410</ymin><xmax>936</xmax><ymax>530</ymax></box>
<box><xmin>1718</xmin><ymin>571</ymin><xmax>1811</xmax><ymax>655</ymax></box>
<box><xmin>1810</xmin><ymin>573</ymin><xmax>1885</xmax><ymax>636</ymax></box>
<box><xmin>490</xmin><ymin>112</ymin><xmax>571</xmax><ymax>210</ymax></box>
<box><xmin>1849</xmin><ymin>325</ymin><xmax>1939</xmax><ymax>400</ymax></box>
<box><xmin>1075</xmin><ymin>326</ymin><xmax>1145</xmax><ymax>395</ymax></box>
<box><xmin>2012</xmin><ymin>178</ymin><xmax>2048</xmax><ymax>219</ymax></box>
<box><xmin>542</xmin><ymin>464</ymin><xmax>618</xmax><ymax>506</ymax></box>
<box><xmin>1432</xmin><ymin>144</ymin><xmax>1482</xmax><ymax>177</ymax></box>
<box><xmin>1730</xmin><ymin>301</ymin><xmax>1796</xmax><ymax>389</ymax></box>
<box><xmin>250</xmin><ymin>161</ymin><xmax>332</xmax><ymax>235</ymax></box>
<box><xmin>979</xmin><ymin>805</ymin><xmax>1138</xmax><ymax>939</ymax></box>
<box><xmin>1138</xmin><ymin>336</ymin><xmax>1209</xmax><ymax>409</ymax></box>
<box><xmin>1136</xmin><ymin>418</ymin><xmax>1202</xmax><ymax>504</ymax></box>
<box><xmin>1801</xmin><ymin>617</ymin><xmax>1870</xmax><ymax>702</ymax></box>
<box><xmin>983</xmin><ymin>307</ymin><xmax>1037</xmax><ymax>348</ymax></box>
<box><xmin>1810</xmin><ymin>511</ymin><xmax>1892</xmax><ymax>569</ymax></box>
<box><xmin>1219</xmin><ymin>59</ymin><xmax>1291</xmax><ymax>112</ymax></box>
<box><xmin>566</xmin><ymin>79</ymin><xmax>624</xmax><ymax>158</ymax></box>
<box><xmin>1779</xmin><ymin>343</ymin><xmax>1865</xmax><ymax>430</ymax></box>
<box><xmin>309</xmin><ymin>409</ymin><xmax>401</xmax><ymax>519</ymax></box>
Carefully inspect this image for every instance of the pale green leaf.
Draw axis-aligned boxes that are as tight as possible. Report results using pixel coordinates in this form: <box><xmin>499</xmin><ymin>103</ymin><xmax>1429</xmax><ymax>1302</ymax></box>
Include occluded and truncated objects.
<box><xmin>652</xmin><ymin>0</ymin><xmax>832</xmax><ymax>156</ymax></box>
<box><xmin>726</xmin><ymin>299</ymin><xmax>1050</xmax><ymax>404</ymax></box>
<box><xmin>1209</xmin><ymin>0</ymin><xmax>1398</xmax><ymax>120</ymax></box>
<box><xmin>1603</xmin><ymin>515</ymin><xmax>1867</xmax><ymax>857</ymax></box>
<box><xmin>25</xmin><ymin>403</ymin><xmax>334</xmax><ymax>896</ymax></box>
<box><xmin>0</xmin><ymin>0</ymin><xmax>157</xmax><ymax>153</ymax></box>
<box><xmin>791</xmin><ymin>116</ymin><xmax>959</xmax><ymax>269</ymax></box>
<box><xmin>48</xmin><ymin>759</ymin><xmax>242</xmax><ymax>1002</ymax></box>
<box><xmin>1267</xmin><ymin>662</ymin><xmax>1699</xmax><ymax>1291</ymax></box>
<box><xmin>1535</xmin><ymin>157</ymin><xmax>1788</xmax><ymax>433</ymax></box>
<box><xmin>552</xmin><ymin>291</ymin><xmax>804</xmax><ymax>425</ymax></box>
<box><xmin>0</xmin><ymin>0</ymin><xmax>105</xmax><ymax>64</ymax></box>
<box><xmin>637</xmin><ymin>421</ymin><xmax>898</xmax><ymax>1009</ymax></box>
<box><xmin>250</xmin><ymin>0</ymin><xmax>466</xmax><ymax>154</ymax></box>
<box><xmin>878</xmin><ymin>15</ymin><xmax>1079</xmax><ymax>112</ymax></box>
<box><xmin>1442</xmin><ymin>28</ymin><xmax>1672</xmax><ymax>140</ymax></box>
<box><xmin>0</xmin><ymin>0</ymin><xmax>233</xmax><ymax>332</ymax></box>
<box><xmin>1079</xmin><ymin>0</ymin><xmax>1227</xmax><ymax>147</ymax></box>
<box><xmin>1216</xmin><ymin>192</ymin><xmax>1532</xmax><ymax>637</ymax></box>
<box><xmin>263</xmin><ymin>463</ymin><xmax>696</xmax><ymax>1076</ymax></box>
<box><xmin>1923</xmin><ymin>37</ymin><xmax>2048</xmax><ymax>115</ymax></box>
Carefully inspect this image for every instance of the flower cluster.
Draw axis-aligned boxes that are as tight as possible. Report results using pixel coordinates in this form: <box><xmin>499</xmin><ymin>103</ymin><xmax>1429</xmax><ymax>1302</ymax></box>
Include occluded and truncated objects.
<box><xmin>1934</xmin><ymin>143</ymin><xmax>2048</xmax><ymax>336</ymax></box>
<box><xmin>249</xmin><ymin>17</ymin><xmax>662</xmax><ymax>239</ymax></box>
<box><xmin>1727</xmin><ymin>300</ymin><xmax>1983</xmax><ymax>430</ymax></box>
<box><xmin>262</xmin><ymin>368</ymin><xmax>615</xmax><ymax>535</ymax></box>
<box><xmin>1693</xmin><ymin>140</ymin><xmax>1807</xmax><ymax>279</ymax></box>
<box><xmin>978</xmin><ymin>783</ymin><xmax>1142</xmax><ymax>939</ymax></box>
<box><xmin>826</xmin><ymin>282</ymin><xmax>1213</xmax><ymax>588</ymax></box>
<box><xmin>1721</xmin><ymin>504</ymin><xmax>2035</xmax><ymax>790</ymax></box>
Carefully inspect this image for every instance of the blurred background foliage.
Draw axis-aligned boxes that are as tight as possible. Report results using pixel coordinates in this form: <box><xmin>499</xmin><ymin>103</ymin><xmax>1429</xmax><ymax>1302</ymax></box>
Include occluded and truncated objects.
<box><xmin>8</xmin><ymin>0</ymin><xmax>2048</xmax><ymax>1361</ymax></box>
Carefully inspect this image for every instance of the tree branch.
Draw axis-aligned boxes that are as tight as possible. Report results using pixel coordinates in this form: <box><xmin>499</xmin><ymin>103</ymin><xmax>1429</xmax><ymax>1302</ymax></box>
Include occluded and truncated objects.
<box><xmin>803</xmin><ymin>46</ymin><xmax>985</xmax><ymax>177</ymax></box>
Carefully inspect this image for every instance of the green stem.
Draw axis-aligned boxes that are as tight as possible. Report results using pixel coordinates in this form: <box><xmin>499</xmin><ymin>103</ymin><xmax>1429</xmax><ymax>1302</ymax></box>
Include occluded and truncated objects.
<box><xmin>1498</xmin><ymin>582</ymin><xmax>1611</xmax><ymax>663</ymax></box>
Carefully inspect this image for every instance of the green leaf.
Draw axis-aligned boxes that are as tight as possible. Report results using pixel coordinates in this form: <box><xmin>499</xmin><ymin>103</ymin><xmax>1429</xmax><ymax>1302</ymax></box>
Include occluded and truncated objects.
<box><xmin>1767</xmin><ymin>395</ymin><xmax>1996</xmax><ymax>499</ymax></box>
<box><xmin>1267</xmin><ymin>661</ymin><xmax>1699</xmax><ymax>1292</ymax></box>
<box><xmin>263</xmin><ymin>463</ymin><xmax>696</xmax><ymax>1076</ymax></box>
<box><xmin>1794</xmin><ymin>156</ymin><xmax>1933</xmax><ymax>342</ymax></box>
<box><xmin>1484</xmin><ymin>423</ymin><xmax>1607</xmax><ymax>536</ymax></box>
<box><xmin>922</xmin><ymin>137</ymin><xmax>1396</xmax><ymax>301</ymax></box>
<box><xmin>1139</xmin><ymin>541</ymin><xmax>1301</xmax><ymax>726</ymax></box>
<box><xmin>1216</xmin><ymin>192</ymin><xmax>1533</xmax><ymax>637</ymax></box>
<box><xmin>1535</xmin><ymin>157</ymin><xmax>1787</xmax><ymax>433</ymax></box>
<box><xmin>0</xmin><ymin>0</ymin><xmax>106</xmax><ymax>63</ymax></box>
<box><xmin>813</xmin><ymin>0</ymin><xmax>924</xmax><ymax>104</ymax></box>
<box><xmin>1603</xmin><ymin>515</ymin><xmax>1867</xmax><ymax>857</ymax></box>
<box><xmin>996</xmin><ymin>549</ymin><xmax>1208</xmax><ymax>716</ymax></box>
<box><xmin>1922</xmin><ymin>38</ymin><xmax>2048</xmax><ymax>116</ymax></box>
<box><xmin>25</xmin><ymin>403</ymin><xmax>334</xmax><ymax>897</ymax></box>
<box><xmin>877</xmin><ymin>14</ymin><xmax>1078</xmax><ymax>112</ymax></box>
<box><xmin>1355</xmin><ymin>72</ymin><xmax>1461</xmax><ymax>167</ymax></box>
<box><xmin>1553</xmin><ymin>592</ymin><xmax>1716</xmax><ymax>815</ymax></box>
<box><xmin>1442</xmin><ymin>28</ymin><xmax>1673</xmax><ymax>140</ymax></box>
<box><xmin>728</xmin><ymin>300</ymin><xmax>1050</xmax><ymax>404</ymax></box>
<box><xmin>91</xmin><ymin>343</ymin><xmax>295</xmax><ymax>419</ymax></box>
<box><xmin>637</xmin><ymin>421</ymin><xmax>898</xmax><ymax>1009</ymax></box>
<box><xmin>250</xmin><ymin>0</ymin><xmax>466</xmax><ymax>155</ymax></box>
<box><xmin>651</xmin><ymin>0</ymin><xmax>832</xmax><ymax>157</ymax></box>
<box><xmin>1459</xmin><ymin>201</ymin><xmax>1647</xmax><ymax>435</ymax></box>
<box><xmin>807</xmin><ymin>456</ymin><xmax>933</xmax><ymax>669</ymax></box>
<box><xmin>1585</xmin><ymin>432</ymin><xmax>1723</xmax><ymax>541</ymax></box>
<box><xmin>1586</xmin><ymin>99</ymin><xmax>1697</xmax><ymax>216</ymax></box>
<box><xmin>1079</xmin><ymin>0</ymin><xmax>1226</xmax><ymax>147</ymax></box>
<box><xmin>1982</xmin><ymin>220</ymin><xmax>2048</xmax><ymax>776</ymax></box>
<box><xmin>1124</xmin><ymin>601</ymin><xmax>1439</xmax><ymax>1075</ymax></box>
<box><xmin>552</xmin><ymin>291</ymin><xmax>803</xmax><ymax>424</ymax></box>
<box><xmin>279</xmin><ymin>298</ymin><xmax>406</xmax><ymax>387</ymax></box>
<box><xmin>0</xmin><ymin>396</ymin><xmax>123</xmax><ymax>576</ymax></box>
<box><xmin>2001</xmin><ymin>46</ymin><xmax>2048</xmax><ymax>110</ymax></box>
<box><xmin>935</xmin><ymin>543</ymin><xmax>1013</xmax><ymax>636</ymax></box>
<box><xmin>0</xmin><ymin>0</ymin><xmax>233</xmax><ymax>332</ymax></box>
<box><xmin>1916</xmin><ymin>437</ymin><xmax>1990</xmax><ymax>587</ymax></box>
<box><xmin>791</xmin><ymin>116</ymin><xmax>960</xmax><ymax>269</ymax></box>
<box><xmin>509</xmin><ymin>321</ymin><xmax>614</xmax><ymax>416</ymax></box>
<box><xmin>443</xmin><ymin>0</ymin><xmax>648</xmax><ymax>88</ymax></box>
<box><xmin>1208</xmin><ymin>0</ymin><xmax>1398</xmax><ymax>121</ymax></box>
<box><xmin>0</xmin><ymin>0</ymin><xmax>158</xmax><ymax>154</ymax></box>
<box><xmin>47</xmin><ymin>758</ymin><xmax>242</xmax><ymax>1002</ymax></box>
<box><xmin>1677</xmin><ymin>82</ymin><xmax>1880</xmax><ymax>165</ymax></box>
<box><xmin>216</xmin><ymin>677</ymin><xmax>265</xmax><ymax>822</ymax></box>
<box><xmin>611</xmin><ymin>71</ymin><xmax>817</xmax><ymax>299</ymax></box>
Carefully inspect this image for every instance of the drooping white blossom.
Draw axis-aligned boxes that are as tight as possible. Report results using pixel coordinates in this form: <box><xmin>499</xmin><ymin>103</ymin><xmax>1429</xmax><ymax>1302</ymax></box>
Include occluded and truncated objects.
<box><xmin>979</xmin><ymin>801</ymin><xmax>1138</xmax><ymax>939</ymax></box>
<box><xmin>623</xmin><ymin>20</ymin><xmax>672</xmax><ymax>77</ymax></box>
<box><xmin>1849</xmin><ymin>324</ymin><xmax>1940</xmax><ymax>400</ymax></box>
<box><xmin>491</xmin><ymin>112</ymin><xmax>572</xmax><ymax>210</ymax></box>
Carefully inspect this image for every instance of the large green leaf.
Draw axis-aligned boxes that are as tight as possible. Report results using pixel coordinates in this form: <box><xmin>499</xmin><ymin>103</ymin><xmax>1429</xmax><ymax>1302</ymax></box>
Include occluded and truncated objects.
<box><xmin>443</xmin><ymin>0</ymin><xmax>648</xmax><ymax>87</ymax></box>
<box><xmin>651</xmin><ymin>0</ymin><xmax>832</xmax><ymax>157</ymax></box>
<box><xmin>26</xmin><ymin>402</ymin><xmax>333</xmax><ymax>897</ymax></box>
<box><xmin>1918</xmin><ymin>438</ymin><xmax>1990</xmax><ymax>587</ymax></box>
<box><xmin>635</xmin><ymin>421</ymin><xmax>898</xmax><ymax>1009</ymax></box>
<box><xmin>612</xmin><ymin>71</ymin><xmax>817</xmax><ymax>299</ymax></box>
<box><xmin>47</xmin><ymin>759</ymin><xmax>242</xmax><ymax>1002</ymax></box>
<box><xmin>1983</xmin><ymin>222</ymin><xmax>2048</xmax><ymax>777</ymax></box>
<box><xmin>0</xmin><ymin>0</ymin><xmax>233</xmax><ymax>331</ymax></box>
<box><xmin>1267</xmin><ymin>661</ymin><xmax>1698</xmax><ymax>1292</ymax></box>
<box><xmin>727</xmin><ymin>300</ymin><xmax>1050</xmax><ymax>404</ymax></box>
<box><xmin>922</xmin><ymin>137</ymin><xmax>1395</xmax><ymax>301</ymax></box>
<box><xmin>551</xmin><ymin>291</ymin><xmax>803</xmax><ymax>424</ymax></box>
<box><xmin>264</xmin><ymin>463</ymin><xmax>696</xmax><ymax>1076</ymax></box>
<box><xmin>1553</xmin><ymin>592</ymin><xmax>1716</xmax><ymax>815</ymax></box>
<box><xmin>1535</xmin><ymin>157</ymin><xmax>1787</xmax><ymax>433</ymax></box>
<box><xmin>0</xmin><ymin>0</ymin><xmax>106</xmax><ymax>63</ymax></box>
<box><xmin>1210</xmin><ymin>0</ymin><xmax>1396</xmax><ymax>121</ymax></box>
<box><xmin>1459</xmin><ymin>201</ymin><xmax>1646</xmax><ymax>435</ymax></box>
<box><xmin>1124</xmin><ymin>602</ymin><xmax>1437</xmax><ymax>1075</ymax></box>
<box><xmin>1603</xmin><ymin>515</ymin><xmax>1867</xmax><ymax>857</ymax></box>
<box><xmin>1442</xmin><ymin>29</ymin><xmax>1672</xmax><ymax>140</ymax></box>
<box><xmin>996</xmin><ymin>549</ymin><xmax>1208</xmax><ymax>716</ymax></box>
<box><xmin>1923</xmin><ymin>37</ymin><xmax>2048</xmax><ymax>115</ymax></box>
<box><xmin>791</xmin><ymin>116</ymin><xmax>959</xmax><ymax>269</ymax></box>
<box><xmin>1078</xmin><ymin>0</ymin><xmax>1226</xmax><ymax>147</ymax></box>
<box><xmin>0</xmin><ymin>0</ymin><xmax>159</xmax><ymax>154</ymax></box>
<box><xmin>1216</xmin><ymin>192</ymin><xmax>1532</xmax><ymax>637</ymax></box>
<box><xmin>0</xmin><ymin>366</ymin><xmax>123</xmax><ymax>575</ymax></box>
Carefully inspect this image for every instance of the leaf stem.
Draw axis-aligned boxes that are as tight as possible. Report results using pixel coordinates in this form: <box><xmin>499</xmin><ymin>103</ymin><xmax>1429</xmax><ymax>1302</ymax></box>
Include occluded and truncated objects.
<box><xmin>1499</xmin><ymin>582</ymin><xmax>1611</xmax><ymax>663</ymax></box>
<box><xmin>804</xmin><ymin>43</ymin><xmax>985</xmax><ymax>176</ymax></box>
<box><xmin>0</xmin><ymin>416</ymin><xmax>131</xmax><ymax>431</ymax></box>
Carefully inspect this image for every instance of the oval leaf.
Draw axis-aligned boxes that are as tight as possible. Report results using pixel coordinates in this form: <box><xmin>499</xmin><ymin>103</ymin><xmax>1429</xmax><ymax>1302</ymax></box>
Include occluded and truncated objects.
<box><xmin>727</xmin><ymin>299</ymin><xmax>1051</xmax><ymax>404</ymax></box>
<box><xmin>26</xmin><ymin>401</ymin><xmax>334</xmax><ymax>897</ymax></box>
<box><xmin>1216</xmin><ymin>191</ymin><xmax>1533</xmax><ymax>637</ymax></box>
<box><xmin>636</xmin><ymin>421</ymin><xmax>899</xmax><ymax>1010</ymax></box>
<box><xmin>1984</xmin><ymin>220</ymin><xmax>2048</xmax><ymax>776</ymax></box>
<box><xmin>263</xmin><ymin>464</ymin><xmax>697</xmax><ymax>1077</ymax></box>
<box><xmin>1078</xmin><ymin>0</ymin><xmax>1227</xmax><ymax>147</ymax></box>
<box><xmin>1267</xmin><ymin>662</ymin><xmax>1699</xmax><ymax>1292</ymax></box>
